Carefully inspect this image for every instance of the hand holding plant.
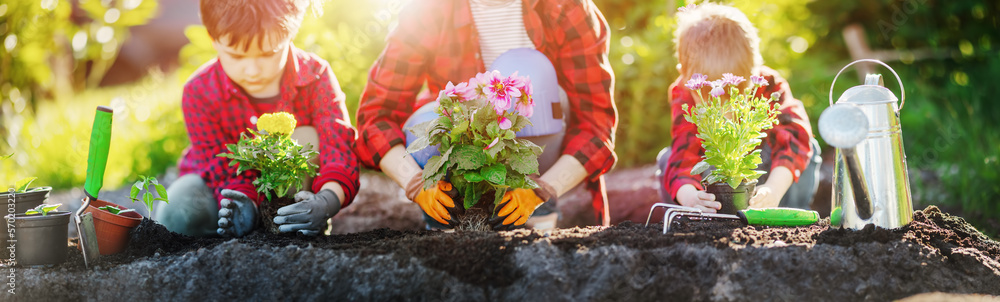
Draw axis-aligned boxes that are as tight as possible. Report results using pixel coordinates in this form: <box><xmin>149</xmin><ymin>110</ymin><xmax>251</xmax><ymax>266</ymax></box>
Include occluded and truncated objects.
<box><xmin>683</xmin><ymin>73</ymin><xmax>780</xmax><ymax>189</ymax></box>
<box><xmin>217</xmin><ymin>112</ymin><xmax>319</xmax><ymax>201</ymax></box>
<box><xmin>406</xmin><ymin>71</ymin><xmax>542</xmax><ymax>212</ymax></box>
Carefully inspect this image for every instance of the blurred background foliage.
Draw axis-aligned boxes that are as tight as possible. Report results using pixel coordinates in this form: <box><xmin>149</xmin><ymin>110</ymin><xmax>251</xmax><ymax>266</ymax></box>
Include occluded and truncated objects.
<box><xmin>2</xmin><ymin>0</ymin><xmax>997</xmax><ymax>233</ymax></box>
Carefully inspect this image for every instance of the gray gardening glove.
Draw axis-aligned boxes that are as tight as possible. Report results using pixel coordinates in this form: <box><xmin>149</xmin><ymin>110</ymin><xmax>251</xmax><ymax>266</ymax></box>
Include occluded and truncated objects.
<box><xmin>217</xmin><ymin>189</ymin><xmax>259</xmax><ymax>237</ymax></box>
<box><xmin>273</xmin><ymin>189</ymin><xmax>341</xmax><ymax>236</ymax></box>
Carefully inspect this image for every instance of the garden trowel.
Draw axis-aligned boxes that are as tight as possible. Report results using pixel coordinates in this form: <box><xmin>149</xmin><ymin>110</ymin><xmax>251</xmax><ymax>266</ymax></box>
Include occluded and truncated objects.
<box><xmin>75</xmin><ymin>106</ymin><xmax>113</xmax><ymax>267</ymax></box>
<box><xmin>645</xmin><ymin>203</ymin><xmax>819</xmax><ymax>234</ymax></box>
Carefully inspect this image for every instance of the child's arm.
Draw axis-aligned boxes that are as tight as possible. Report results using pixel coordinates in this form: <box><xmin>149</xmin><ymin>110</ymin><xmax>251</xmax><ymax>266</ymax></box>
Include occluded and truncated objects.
<box><xmin>750</xmin><ymin>166</ymin><xmax>793</xmax><ymax>208</ymax></box>
<box><xmin>664</xmin><ymin>82</ymin><xmax>717</xmax><ymax>210</ymax></box>
<box><xmin>308</xmin><ymin>65</ymin><xmax>359</xmax><ymax>207</ymax></box>
<box><xmin>181</xmin><ymin>84</ymin><xmax>259</xmax><ymax>205</ymax></box>
<box><xmin>755</xmin><ymin>67</ymin><xmax>814</xmax><ymax>207</ymax></box>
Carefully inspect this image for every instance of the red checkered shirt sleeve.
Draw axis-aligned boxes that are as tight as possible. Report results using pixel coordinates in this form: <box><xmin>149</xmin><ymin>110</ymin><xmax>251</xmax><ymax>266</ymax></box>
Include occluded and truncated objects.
<box><xmin>759</xmin><ymin>67</ymin><xmax>813</xmax><ymax>181</ymax></box>
<box><xmin>180</xmin><ymin>82</ymin><xmax>260</xmax><ymax>204</ymax></box>
<box><xmin>307</xmin><ymin>63</ymin><xmax>361</xmax><ymax>205</ymax></box>
<box><xmin>355</xmin><ymin>2</ymin><xmax>438</xmax><ymax>169</ymax></box>
<box><xmin>664</xmin><ymin>81</ymin><xmax>706</xmax><ymax>201</ymax></box>
<box><xmin>553</xmin><ymin>1</ymin><xmax>618</xmax><ymax>181</ymax></box>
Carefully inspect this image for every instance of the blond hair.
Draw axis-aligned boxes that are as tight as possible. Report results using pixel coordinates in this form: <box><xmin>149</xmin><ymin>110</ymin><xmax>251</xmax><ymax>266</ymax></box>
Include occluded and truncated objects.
<box><xmin>674</xmin><ymin>3</ymin><xmax>762</xmax><ymax>82</ymax></box>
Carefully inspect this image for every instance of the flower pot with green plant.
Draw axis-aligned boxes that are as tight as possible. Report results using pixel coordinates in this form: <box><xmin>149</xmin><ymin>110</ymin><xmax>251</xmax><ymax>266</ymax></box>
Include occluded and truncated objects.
<box><xmin>217</xmin><ymin>112</ymin><xmax>319</xmax><ymax>234</ymax></box>
<box><xmin>82</xmin><ymin>175</ymin><xmax>165</xmax><ymax>255</ymax></box>
<box><xmin>2</xmin><ymin>177</ymin><xmax>53</xmax><ymax>250</ymax></box>
<box><xmin>9</xmin><ymin>204</ymin><xmax>71</xmax><ymax>266</ymax></box>
<box><xmin>406</xmin><ymin>71</ymin><xmax>542</xmax><ymax>231</ymax></box>
<box><xmin>682</xmin><ymin>73</ymin><xmax>780</xmax><ymax>214</ymax></box>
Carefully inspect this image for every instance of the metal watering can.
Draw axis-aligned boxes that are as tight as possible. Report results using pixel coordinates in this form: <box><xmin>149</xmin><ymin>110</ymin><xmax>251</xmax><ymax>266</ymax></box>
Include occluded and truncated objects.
<box><xmin>818</xmin><ymin>59</ymin><xmax>914</xmax><ymax>230</ymax></box>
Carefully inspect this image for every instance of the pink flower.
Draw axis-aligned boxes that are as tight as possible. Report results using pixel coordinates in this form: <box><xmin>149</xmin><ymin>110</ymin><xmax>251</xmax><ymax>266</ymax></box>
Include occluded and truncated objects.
<box><xmin>678</xmin><ymin>3</ymin><xmax>697</xmax><ymax>12</ymax></box>
<box><xmin>484</xmin><ymin>137</ymin><xmax>499</xmax><ymax>150</ymax></box>
<box><xmin>710</xmin><ymin>81</ymin><xmax>725</xmax><ymax>98</ymax></box>
<box><xmin>685</xmin><ymin>74</ymin><xmax>709</xmax><ymax>90</ymax></box>
<box><xmin>441</xmin><ymin>80</ymin><xmax>479</xmax><ymax>101</ymax></box>
<box><xmin>481</xmin><ymin>70</ymin><xmax>522</xmax><ymax>114</ymax></box>
<box><xmin>750</xmin><ymin>75</ymin><xmax>769</xmax><ymax>86</ymax></box>
<box><xmin>721</xmin><ymin>73</ymin><xmax>745</xmax><ymax>87</ymax></box>
<box><xmin>497</xmin><ymin>116</ymin><xmax>512</xmax><ymax>130</ymax></box>
<box><xmin>514</xmin><ymin>79</ymin><xmax>535</xmax><ymax>118</ymax></box>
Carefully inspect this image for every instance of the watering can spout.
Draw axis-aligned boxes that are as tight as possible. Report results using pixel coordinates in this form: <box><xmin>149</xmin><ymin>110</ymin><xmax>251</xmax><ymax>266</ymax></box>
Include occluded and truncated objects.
<box><xmin>818</xmin><ymin>104</ymin><xmax>873</xmax><ymax>220</ymax></box>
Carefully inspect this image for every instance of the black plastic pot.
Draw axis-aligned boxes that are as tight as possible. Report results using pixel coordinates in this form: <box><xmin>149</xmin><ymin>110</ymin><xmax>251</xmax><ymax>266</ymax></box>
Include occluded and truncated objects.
<box><xmin>2</xmin><ymin>187</ymin><xmax>52</xmax><ymax>250</ymax></box>
<box><xmin>705</xmin><ymin>180</ymin><xmax>757</xmax><ymax>215</ymax></box>
<box><xmin>10</xmin><ymin>211</ymin><xmax>71</xmax><ymax>266</ymax></box>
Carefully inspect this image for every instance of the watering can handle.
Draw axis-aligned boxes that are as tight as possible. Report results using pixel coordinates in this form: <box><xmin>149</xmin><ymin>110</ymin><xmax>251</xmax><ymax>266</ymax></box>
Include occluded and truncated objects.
<box><xmin>829</xmin><ymin>59</ymin><xmax>906</xmax><ymax>110</ymax></box>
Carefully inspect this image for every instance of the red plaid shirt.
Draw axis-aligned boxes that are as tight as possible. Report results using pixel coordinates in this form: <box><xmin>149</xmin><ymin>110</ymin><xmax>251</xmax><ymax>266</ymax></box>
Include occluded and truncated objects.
<box><xmin>179</xmin><ymin>46</ymin><xmax>360</xmax><ymax>207</ymax></box>
<box><xmin>663</xmin><ymin>66</ymin><xmax>814</xmax><ymax>201</ymax></box>
<box><xmin>356</xmin><ymin>0</ymin><xmax>617</xmax><ymax>220</ymax></box>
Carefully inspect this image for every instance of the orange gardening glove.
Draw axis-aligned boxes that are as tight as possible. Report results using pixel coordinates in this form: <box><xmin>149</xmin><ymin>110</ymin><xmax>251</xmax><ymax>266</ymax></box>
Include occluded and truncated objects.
<box><xmin>405</xmin><ymin>172</ymin><xmax>458</xmax><ymax>226</ymax></box>
<box><xmin>491</xmin><ymin>177</ymin><xmax>557</xmax><ymax>230</ymax></box>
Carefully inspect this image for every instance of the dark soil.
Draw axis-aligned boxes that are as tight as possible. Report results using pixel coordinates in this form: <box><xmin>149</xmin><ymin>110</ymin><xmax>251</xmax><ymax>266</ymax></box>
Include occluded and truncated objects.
<box><xmin>258</xmin><ymin>196</ymin><xmax>296</xmax><ymax>234</ymax></box>
<box><xmin>5</xmin><ymin>206</ymin><xmax>999</xmax><ymax>301</ymax></box>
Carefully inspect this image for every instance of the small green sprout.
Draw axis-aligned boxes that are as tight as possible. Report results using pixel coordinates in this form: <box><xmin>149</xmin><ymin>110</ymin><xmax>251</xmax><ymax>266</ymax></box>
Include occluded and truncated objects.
<box><xmin>130</xmin><ymin>175</ymin><xmax>168</xmax><ymax>219</ymax></box>
<box><xmin>98</xmin><ymin>205</ymin><xmax>136</xmax><ymax>215</ymax></box>
<box><xmin>13</xmin><ymin>177</ymin><xmax>46</xmax><ymax>193</ymax></box>
<box><xmin>25</xmin><ymin>204</ymin><xmax>62</xmax><ymax>216</ymax></box>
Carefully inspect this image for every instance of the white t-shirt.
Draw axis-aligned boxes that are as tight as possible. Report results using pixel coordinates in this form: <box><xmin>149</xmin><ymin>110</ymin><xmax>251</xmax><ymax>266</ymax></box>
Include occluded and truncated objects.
<box><xmin>469</xmin><ymin>0</ymin><xmax>536</xmax><ymax>67</ymax></box>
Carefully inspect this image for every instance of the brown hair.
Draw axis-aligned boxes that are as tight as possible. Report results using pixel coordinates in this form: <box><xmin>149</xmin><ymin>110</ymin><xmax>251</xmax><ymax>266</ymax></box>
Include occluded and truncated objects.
<box><xmin>200</xmin><ymin>0</ymin><xmax>318</xmax><ymax>51</ymax></box>
<box><xmin>674</xmin><ymin>3</ymin><xmax>762</xmax><ymax>82</ymax></box>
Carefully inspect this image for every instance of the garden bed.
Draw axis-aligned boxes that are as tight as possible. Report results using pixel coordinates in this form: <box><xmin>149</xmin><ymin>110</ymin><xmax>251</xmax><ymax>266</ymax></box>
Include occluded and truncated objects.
<box><xmin>5</xmin><ymin>206</ymin><xmax>998</xmax><ymax>301</ymax></box>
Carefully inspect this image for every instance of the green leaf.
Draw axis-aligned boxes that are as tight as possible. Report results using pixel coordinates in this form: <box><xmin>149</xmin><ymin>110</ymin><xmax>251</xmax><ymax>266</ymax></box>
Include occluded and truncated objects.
<box><xmin>691</xmin><ymin>161</ymin><xmax>711</xmax><ymax>175</ymax></box>
<box><xmin>15</xmin><ymin>177</ymin><xmax>37</xmax><ymax>193</ymax></box>
<box><xmin>25</xmin><ymin>203</ymin><xmax>61</xmax><ymax>216</ymax></box>
<box><xmin>483</xmin><ymin>164</ymin><xmax>507</xmax><ymax>185</ymax></box>
<box><xmin>510</xmin><ymin>154</ymin><xmax>539</xmax><ymax>175</ymax></box>
<box><xmin>155</xmin><ymin>184</ymin><xmax>169</xmax><ymax>204</ymax></box>
<box><xmin>727</xmin><ymin>177</ymin><xmax>743</xmax><ymax>189</ymax></box>
<box><xmin>453</xmin><ymin>145</ymin><xmax>489</xmax><ymax>170</ymax></box>
<box><xmin>130</xmin><ymin>181</ymin><xmax>142</xmax><ymax>200</ymax></box>
<box><xmin>406</xmin><ymin>136</ymin><xmax>432</xmax><ymax>154</ymax></box>
<box><xmin>463</xmin><ymin>171</ymin><xmax>485</xmax><ymax>182</ymax></box>
<box><xmin>463</xmin><ymin>184</ymin><xmax>479</xmax><ymax>209</ymax></box>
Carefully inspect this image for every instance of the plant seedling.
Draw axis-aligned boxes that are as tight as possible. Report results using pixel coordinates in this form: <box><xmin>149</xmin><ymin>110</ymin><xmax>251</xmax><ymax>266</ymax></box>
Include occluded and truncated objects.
<box><xmin>13</xmin><ymin>177</ymin><xmax>47</xmax><ymax>193</ymax></box>
<box><xmin>25</xmin><ymin>204</ymin><xmax>62</xmax><ymax>216</ymax></box>
<box><xmin>97</xmin><ymin>205</ymin><xmax>136</xmax><ymax>215</ymax></box>
<box><xmin>130</xmin><ymin>175</ymin><xmax>168</xmax><ymax>219</ymax></box>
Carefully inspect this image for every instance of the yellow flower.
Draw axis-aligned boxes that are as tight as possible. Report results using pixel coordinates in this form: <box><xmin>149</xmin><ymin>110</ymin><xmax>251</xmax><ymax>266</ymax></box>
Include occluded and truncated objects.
<box><xmin>257</xmin><ymin>112</ymin><xmax>297</xmax><ymax>136</ymax></box>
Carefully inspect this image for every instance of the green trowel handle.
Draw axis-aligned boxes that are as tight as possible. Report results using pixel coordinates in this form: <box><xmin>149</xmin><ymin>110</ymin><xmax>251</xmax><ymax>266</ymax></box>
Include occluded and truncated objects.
<box><xmin>738</xmin><ymin>208</ymin><xmax>819</xmax><ymax>226</ymax></box>
<box><xmin>84</xmin><ymin>106</ymin><xmax>113</xmax><ymax>200</ymax></box>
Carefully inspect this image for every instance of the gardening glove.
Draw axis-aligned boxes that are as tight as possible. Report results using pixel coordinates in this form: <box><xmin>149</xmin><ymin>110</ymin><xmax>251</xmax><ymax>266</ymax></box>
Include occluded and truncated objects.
<box><xmin>273</xmin><ymin>189</ymin><xmax>341</xmax><ymax>236</ymax></box>
<box><xmin>491</xmin><ymin>177</ymin><xmax>557</xmax><ymax>230</ymax></box>
<box><xmin>217</xmin><ymin>189</ymin><xmax>259</xmax><ymax>238</ymax></box>
<box><xmin>405</xmin><ymin>172</ymin><xmax>460</xmax><ymax>226</ymax></box>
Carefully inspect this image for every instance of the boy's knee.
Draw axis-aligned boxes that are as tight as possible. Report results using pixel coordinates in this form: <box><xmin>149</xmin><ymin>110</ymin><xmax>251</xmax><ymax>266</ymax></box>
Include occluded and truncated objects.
<box><xmin>158</xmin><ymin>174</ymin><xmax>218</xmax><ymax>237</ymax></box>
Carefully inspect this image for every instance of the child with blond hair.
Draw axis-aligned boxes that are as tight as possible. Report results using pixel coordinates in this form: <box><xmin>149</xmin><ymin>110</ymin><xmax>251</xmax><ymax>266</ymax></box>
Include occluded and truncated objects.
<box><xmin>656</xmin><ymin>3</ymin><xmax>821</xmax><ymax>212</ymax></box>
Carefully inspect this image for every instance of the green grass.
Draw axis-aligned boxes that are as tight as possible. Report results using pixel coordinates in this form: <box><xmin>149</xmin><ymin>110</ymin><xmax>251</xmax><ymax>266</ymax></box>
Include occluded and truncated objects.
<box><xmin>2</xmin><ymin>72</ymin><xmax>187</xmax><ymax>191</ymax></box>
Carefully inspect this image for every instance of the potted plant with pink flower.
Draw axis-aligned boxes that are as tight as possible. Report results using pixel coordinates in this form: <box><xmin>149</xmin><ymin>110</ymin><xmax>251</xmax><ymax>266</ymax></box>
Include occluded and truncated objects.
<box><xmin>407</xmin><ymin>70</ymin><xmax>541</xmax><ymax>230</ymax></box>
<box><xmin>682</xmin><ymin>73</ymin><xmax>780</xmax><ymax>214</ymax></box>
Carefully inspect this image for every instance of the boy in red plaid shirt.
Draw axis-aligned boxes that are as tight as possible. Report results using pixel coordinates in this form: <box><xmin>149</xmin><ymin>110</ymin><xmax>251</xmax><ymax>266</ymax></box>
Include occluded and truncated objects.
<box><xmin>655</xmin><ymin>3</ymin><xmax>821</xmax><ymax>212</ymax></box>
<box><xmin>356</xmin><ymin>0</ymin><xmax>617</xmax><ymax>229</ymax></box>
<box><xmin>157</xmin><ymin>0</ymin><xmax>359</xmax><ymax>237</ymax></box>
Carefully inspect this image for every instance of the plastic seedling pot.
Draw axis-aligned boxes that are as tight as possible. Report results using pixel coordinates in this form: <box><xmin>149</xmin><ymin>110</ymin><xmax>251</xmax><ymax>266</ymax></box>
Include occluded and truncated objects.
<box><xmin>83</xmin><ymin>199</ymin><xmax>142</xmax><ymax>255</ymax></box>
<box><xmin>11</xmin><ymin>211</ymin><xmax>71</xmax><ymax>266</ymax></box>
<box><xmin>2</xmin><ymin>187</ymin><xmax>53</xmax><ymax>251</ymax></box>
<box><xmin>705</xmin><ymin>180</ymin><xmax>757</xmax><ymax>215</ymax></box>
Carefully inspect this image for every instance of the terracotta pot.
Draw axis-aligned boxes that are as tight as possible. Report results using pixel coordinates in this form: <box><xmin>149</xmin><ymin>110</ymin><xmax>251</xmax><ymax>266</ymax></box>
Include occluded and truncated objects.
<box><xmin>705</xmin><ymin>180</ymin><xmax>757</xmax><ymax>215</ymax></box>
<box><xmin>83</xmin><ymin>199</ymin><xmax>142</xmax><ymax>255</ymax></box>
<box><xmin>11</xmin><ymin>211</ymin><xmax>71</xmax><ymax>266</ymax></box>
<box><xmin>2</xmin><ymin>187</ymin><xmax>52</xmax><ymax>249</ymax></box>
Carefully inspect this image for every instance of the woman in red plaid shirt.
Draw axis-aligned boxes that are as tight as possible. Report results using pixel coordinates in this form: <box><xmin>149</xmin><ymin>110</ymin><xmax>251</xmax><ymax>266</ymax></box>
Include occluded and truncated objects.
<box><xmin>157</xmin><ymin>0</ymin><xmax>359</xmax><ymax>238</ymax></box>
<box><xmin>656</xmin><ymin>3</ymin><xmax>822</xmax><ymax>213</ymax></box>
<box><xmin>356</xmin><ymin>0</ymin><xmax>618</xmax><ymax>229</ymax></box>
